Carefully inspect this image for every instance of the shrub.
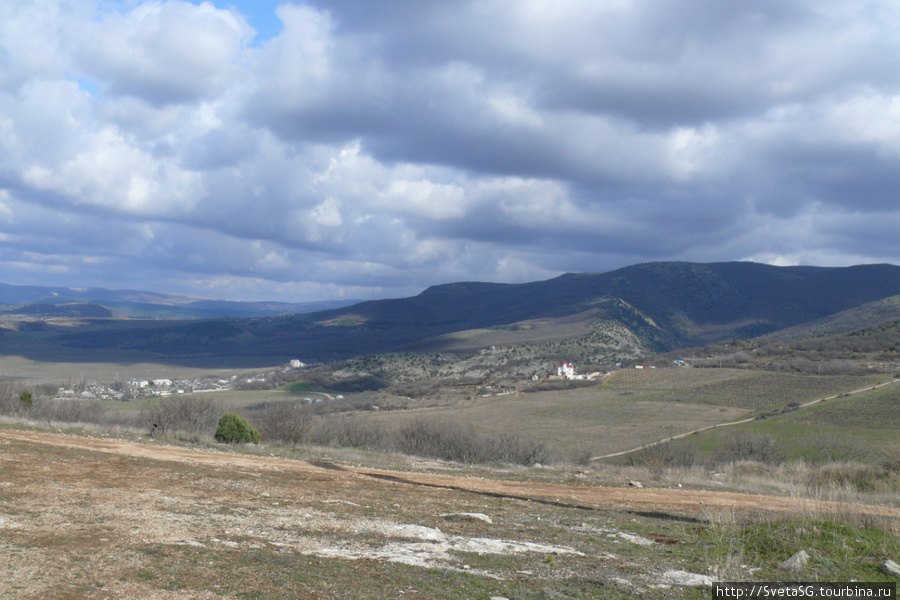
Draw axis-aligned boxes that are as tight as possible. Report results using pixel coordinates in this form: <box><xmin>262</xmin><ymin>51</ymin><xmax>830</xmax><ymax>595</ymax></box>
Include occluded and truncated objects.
<box><xmin>1</xmin><ymin>383</ymin><xmax>106</xmax><ymax>424</ymax></box>
<box><xmin>396</xmin><ymin>418</ymin><xmax>482</xmax><ymax>464</ymax></box>
<box><xmin>808</xmin><ymin>462</ymin><xmax>885</xmax><ymax>493</ymax></box>
<box><xmin>879</xmin><ymin>444</ymin><xmax>900</xmax><ymax>473</ymax></box>
<box><xmin>144</xmin><ymin>397</ymin><xmax>224</xmax><ymax>438</ymax></box>
<box><xmin>310</xmin><ymin>415</ymin><xmax>389</xmax><ymax>450</ymax></box>
<box><xmin>714</xmin><ymin>433</ymin><xmax>782</xmax><ymax>465</ymax></box>
<box><xmin>215</xmin><ymin>413</ymin><xmax>261</xmax><ymax>444</ymax></box>
<box><xmin>36</xmin><ymin>398</ymin><xmax>106</xmax><ymax>424</ymax></box>
<box><xmin>394</xmin><ymin>418</ymin><xmax>548</xmax><ymax>465</ymax></box>
<box><xmin>0</xmin><ymin>382</ymin><xmax>30</xmax><ymax>416</ymax></box>
<box><xmin>628</xmin><ymin>440</ymin><xmax>698</xmax><ymax>474</ymax></box>
<box><xmin>254</xmin><ymin>402</ymin><xmax>314</xmax><ymax>445</ymax></box>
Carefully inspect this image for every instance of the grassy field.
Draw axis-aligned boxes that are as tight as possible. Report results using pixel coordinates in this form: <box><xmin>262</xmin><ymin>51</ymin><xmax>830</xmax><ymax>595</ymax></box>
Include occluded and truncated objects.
<box><xmin>624</xmin><ymin>379</ymin><xmax>900</xmax><ymax>468</ymax></box>
<box><xmin>101</xmin><ymin>388</ymin><xmax>315</xmax><ymax>414</ymax></box>
<box><xmin>4</xmin><ymin>355</ymin><xmax>897</xmax><ymax>470</ymax></box>
<box><xmin>782</xmin><ymin>384</ymin><xmax>900</xmax><ymax>429</ymax></box>
<box><xmin>606</xmin><ymin>368</ymin><xmax>882</xmax><ymax>411</ymax></box>
<box><xmin>117</xmin><ymin>368</ymin><xmax>893</xmax><ymax>462</ymax></box>
<box><xmin>0</xmin><ymin>355</ymin><xmax>268</xmax><ymax>384</ymax></box>
<box><xmin>604</xmin><ymin>367</ymin><xmax>753</xmax><ymax>390</ymax></box>
<box><xmin>353</xmin><ymin>384</ymin><xmax>747</xmax><ymax>460</ymax></box>
<box><xmin>368</xmin><ymin>368</ymin><xmax>891</xmax><ymax>460</ymax></box>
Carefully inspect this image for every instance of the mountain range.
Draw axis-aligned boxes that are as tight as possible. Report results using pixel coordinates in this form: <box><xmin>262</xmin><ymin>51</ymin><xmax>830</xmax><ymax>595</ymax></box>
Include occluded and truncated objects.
<box><xmin>0</xmin><ymin>283</ymin><xmax>358</xmax><ymax>319</ymax></box>
<box><xmin>2</xmin><ymin>261</ymin><xmax>900</xmax><ymax>366</ymax></box>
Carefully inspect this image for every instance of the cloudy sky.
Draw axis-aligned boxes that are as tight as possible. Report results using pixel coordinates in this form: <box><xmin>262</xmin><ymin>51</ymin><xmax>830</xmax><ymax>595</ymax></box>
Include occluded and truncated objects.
<box><xmin>1</xmin><ymin>1</ymin><xmax>899</xmax><ymax>302</ymax></box>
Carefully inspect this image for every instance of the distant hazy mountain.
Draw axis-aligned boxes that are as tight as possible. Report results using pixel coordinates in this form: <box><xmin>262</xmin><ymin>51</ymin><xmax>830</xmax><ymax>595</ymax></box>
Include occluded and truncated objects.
<box><xmin>0</xmin><ymin>282</ymin><xmax>359</xmax><ymax>319</ymax></box>
<box><xmin>3</xmin><ymin>261</ymin><xmax>900</xmax><ymax>366</ymax></box>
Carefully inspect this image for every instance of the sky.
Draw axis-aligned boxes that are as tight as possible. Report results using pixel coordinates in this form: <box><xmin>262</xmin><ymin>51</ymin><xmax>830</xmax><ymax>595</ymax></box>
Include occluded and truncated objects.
<box><xmin>1</xmin><ymin>1</ymin><xmax>900</xmax><ymax>302</ymax></box>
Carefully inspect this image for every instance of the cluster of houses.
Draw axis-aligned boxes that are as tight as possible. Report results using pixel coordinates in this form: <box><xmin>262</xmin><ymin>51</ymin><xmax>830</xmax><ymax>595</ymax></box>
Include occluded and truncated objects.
<box><xmin>53</xmin><ymin>359</ymin><xmax>311</xmax><ymax>402</ymax></box>
<box><xmin>124</xmin><ymin>376</ymin><xmax>239</xmax><ymax>397</ymax></box>
<box><xmin>547</xmin><ymin>361</ymin><xmax>604</xmax><ymax>381</ymax></box>
<box><xmin>56</xmin><ymin>376</ymin><xmax>240</xmax><ymax>401</ymax></box>
<box><xmin>56</xmin><ymin>383</ymin><xmax>125</xmax><ymax>401</ymax></box>
<box><xmin>546</xmin><ymin>359</ymin><xmax>687</xmax><ymax>380</ymax></box>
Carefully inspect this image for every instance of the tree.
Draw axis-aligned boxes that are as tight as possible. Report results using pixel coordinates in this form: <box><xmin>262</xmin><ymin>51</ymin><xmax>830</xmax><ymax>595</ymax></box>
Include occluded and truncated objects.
<box><xmin>214</xmin><ymin>413</ymin><xmax>260</xmax><ymax>444</ymax></box>
<box><xmin>19</xmin><ymin>391</ymin><xmax>33</xmax><ymax>410</ymax></box>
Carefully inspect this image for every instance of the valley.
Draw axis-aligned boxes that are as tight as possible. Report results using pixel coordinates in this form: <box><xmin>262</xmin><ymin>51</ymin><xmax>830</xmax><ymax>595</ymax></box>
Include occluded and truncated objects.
<box><xmin>3</xmin><ymin>261</ymin><xmax>900</xmax><ymax>597</ymax></box>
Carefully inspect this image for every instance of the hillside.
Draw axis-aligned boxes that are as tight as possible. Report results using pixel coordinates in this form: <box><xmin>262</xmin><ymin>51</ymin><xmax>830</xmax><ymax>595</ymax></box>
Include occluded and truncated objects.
<box><xmin>316</xmin><ymin>261</ymin><xmax>900</xmax><ymax>343</ymax></box>
<box><xmin>2</xmin><ymin>428</ymin><xmax>898</xmax><ymax>599</ymax></box>
<box><xmin>2</xmin><ymin>261</ymin><xmax>900</xmax><ymax>366</ymax></box>
<box><xmin>0</xmin><ymin>282</ymin><xmax>358</xmax><ymax>319</ymax></box>
<box><xmin>763</xmin><ymin>294</ymin><xmax>900</xmax><ymax>341</ymax></box>
<box><xmin>0</xmin><ymin>302</ymin><xmax>115</xmax><ymax>319</ymax></box>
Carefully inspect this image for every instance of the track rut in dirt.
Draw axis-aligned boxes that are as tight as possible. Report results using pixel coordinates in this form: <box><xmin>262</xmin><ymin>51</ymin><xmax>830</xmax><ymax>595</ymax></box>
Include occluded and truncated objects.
<box><xmin>3</xmin><ymin>429</ymin><xmax>899</xmax><ymax>519</ymax></box>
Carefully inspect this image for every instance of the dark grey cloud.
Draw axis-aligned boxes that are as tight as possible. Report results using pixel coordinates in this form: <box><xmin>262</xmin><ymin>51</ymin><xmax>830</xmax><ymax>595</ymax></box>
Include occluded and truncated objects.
<box><xmin>0</xmin><ymin>0</ymin><xmax>898</xmax><ymax>301</ymax></box>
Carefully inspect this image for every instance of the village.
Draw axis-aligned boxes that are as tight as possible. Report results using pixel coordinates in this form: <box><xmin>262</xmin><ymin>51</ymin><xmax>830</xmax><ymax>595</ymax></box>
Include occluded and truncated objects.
<box><xmin>49</xmin><ymin>356</ymin><xmax>687</xmax><ymax>403</ymax></box>
<box><xmin>51</xmin><ymin>360</ymin><xmax>309</xmax><ymax>402</ymax></box>
<box><xmin>54</xmin><ymin>374</ymin><xmax>245</xmax><ymax>402</ymax></box>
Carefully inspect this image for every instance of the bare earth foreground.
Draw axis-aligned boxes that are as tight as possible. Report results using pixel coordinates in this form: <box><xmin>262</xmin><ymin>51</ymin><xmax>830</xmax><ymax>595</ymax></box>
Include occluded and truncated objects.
<box><xmin>2</xmin><ymin>429</ymin><xmax>898</xmax><ymax>599</ymax></box>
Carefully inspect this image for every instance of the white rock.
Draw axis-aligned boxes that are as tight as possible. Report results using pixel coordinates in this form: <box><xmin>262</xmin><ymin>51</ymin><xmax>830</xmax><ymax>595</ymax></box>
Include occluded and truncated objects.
<box><xmin>628</xmin><ymin>480</ymin><xmax>644</xmax><ymax>488</ymax></box>
<box><xmin>660</xmin><ymin>570</ymin><xmax>713</xmax><ymax>587</ymax></box>
<box><xmin>616</xmin><ymin>532</ymin><xmax>654</xmax><ymax>546</ymax></box>
<box><xmin>782</xmin><ymin>550</ymin><xmax>809</xmax><ymax>573</ymax></box>
<box><xmin>388</xmin><ymin>524</ymin><xmax>445</xmax><ymax>542</ymax></box>
<box><xmin>882</xmin><ymin>559</ymin><xmax>900</xmax><ymax>577</ymax></box>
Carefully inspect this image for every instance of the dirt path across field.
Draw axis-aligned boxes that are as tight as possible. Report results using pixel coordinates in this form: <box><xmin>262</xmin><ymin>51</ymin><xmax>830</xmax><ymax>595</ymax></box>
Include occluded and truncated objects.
<box><xmin>4</xmin><ymin>429</ymin><xmax>899</xmax><ymax>519</ymax></box>
<box><xmin>591</xmin><ymin>377</ymin><xmax>900</xmax><ymax>461</ymax></box>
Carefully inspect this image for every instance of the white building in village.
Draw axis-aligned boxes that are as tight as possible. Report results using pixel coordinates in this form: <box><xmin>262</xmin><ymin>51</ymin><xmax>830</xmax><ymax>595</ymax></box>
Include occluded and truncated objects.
<box><xmin>556</xmin><ymin>362</ymin><xmax>575</xmax><ymax>378</ymax></box>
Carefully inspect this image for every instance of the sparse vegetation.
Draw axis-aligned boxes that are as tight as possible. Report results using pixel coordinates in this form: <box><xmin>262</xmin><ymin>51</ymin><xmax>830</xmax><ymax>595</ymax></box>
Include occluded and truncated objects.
<box><xmin>1</xmin><ymin>423</ymin><xmax>898</xmax><ymax>600</ymax></box>
<box><xmin>394</xmin><ymin>417</ymin><xmax>548</xmax><ymax>465</ymax></box>
<box><xmin>690</xmin><ymin>514</ymin><xmax>900</xmax><ymax>583</ymax></box>
<box><xmin>253</xmin><ymin>401</ymin><xmax>315</xmax><ymax>445</ymax></box>
<box><xmin>0</xmin><ymin>380</ymin><xmax>107</xmax><ymax>424</ymax></box>
<box><xmin>144</xmin><ymin>396</ymin><xmax>224</xmax><ymax>439</ymax></box>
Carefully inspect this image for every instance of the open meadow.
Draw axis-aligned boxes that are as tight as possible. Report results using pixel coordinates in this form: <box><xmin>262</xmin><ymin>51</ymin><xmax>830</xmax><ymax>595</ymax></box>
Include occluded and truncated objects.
<box><xmin>0</xmin><ymin>355</ymin><xmax>265</xmax><ymax>386</ymax></box>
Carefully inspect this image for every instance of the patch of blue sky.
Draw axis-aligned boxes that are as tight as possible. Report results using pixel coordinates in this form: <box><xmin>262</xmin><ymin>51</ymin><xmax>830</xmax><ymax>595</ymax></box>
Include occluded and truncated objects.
<box><xmin>101</xmin><ymin>1</ymin><xmax>285</xmax><ymax>46</ymax></box>
<box><xmin>191</xmin><ymin>0</ymin><xmax>284</xmax><ymax>46</ymax></box>
<box><xmin>76</xmin><ymin>77</ymin><xmax>100</xmax><ymax>95</ymax></box>
<box><xmin>75</xmin><ymin>77</ymin><xmax>108</xmax><ymax>105</ymax></box>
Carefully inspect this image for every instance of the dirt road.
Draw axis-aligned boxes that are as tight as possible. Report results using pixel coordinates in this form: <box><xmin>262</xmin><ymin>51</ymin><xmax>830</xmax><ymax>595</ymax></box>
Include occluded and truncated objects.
<box><xmin>591</xmin><ymin>377</ymin><xmax>900</xmax><ymax>461</ymax></box>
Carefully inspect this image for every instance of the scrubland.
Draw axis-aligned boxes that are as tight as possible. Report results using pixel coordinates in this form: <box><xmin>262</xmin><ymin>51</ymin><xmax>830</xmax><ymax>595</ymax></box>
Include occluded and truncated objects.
<box><xmin>2</xmin><ymin>352</ymin><xmax>900</xmax><ymax>598</ymax></box>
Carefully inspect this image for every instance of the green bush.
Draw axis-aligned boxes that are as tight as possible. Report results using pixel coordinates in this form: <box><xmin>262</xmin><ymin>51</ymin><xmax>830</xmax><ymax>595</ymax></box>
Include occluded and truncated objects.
<box><xmin>215</xmin><ymin>413</ymin><xmax>261</xmax><ymax>444</ymax></box>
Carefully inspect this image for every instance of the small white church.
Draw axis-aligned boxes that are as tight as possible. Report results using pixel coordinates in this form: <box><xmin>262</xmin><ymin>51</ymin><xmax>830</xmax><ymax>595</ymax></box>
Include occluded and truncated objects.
<box><xmin>556</xmin><ymin>361</ymin><xmax>575</xmax><ymax>378</ymax></box>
